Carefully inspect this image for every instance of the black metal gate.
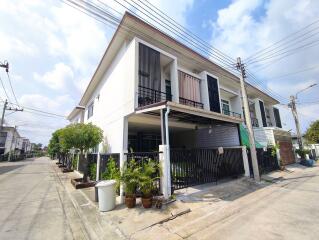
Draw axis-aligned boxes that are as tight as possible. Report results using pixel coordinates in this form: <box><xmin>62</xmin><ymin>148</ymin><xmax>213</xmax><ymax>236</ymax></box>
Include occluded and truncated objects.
<box><xmin>170</xmin><ymin>148</ymin><xmax>244</xmax><ymax>190</ymax></box>
<box><xmin>247</xmin><ymin>148</ymin><xmax>279</xmax><ymax>176</ymax></box>
<box><xmin>99</xmin><ymin>153</ymin><xmax>120</xmax><ymax>179</ymax></box>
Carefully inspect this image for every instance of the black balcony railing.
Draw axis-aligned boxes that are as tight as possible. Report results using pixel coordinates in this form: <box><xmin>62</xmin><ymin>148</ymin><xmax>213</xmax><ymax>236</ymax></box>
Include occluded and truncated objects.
<box><xmin>179</xmin><ymin>97</ymin><xmax>204</xmax><ymax>109</ymax></box>
<box><xmin>222</xmin><ymin>109</ymin><xmax>242</xmax><ymax>118</ymax></box>
<box><xmin>138</xmin><ymin>85</ymin><xmax>172</xmax><ymax>107</ymax></box>
<box><xmin>251</xmin><ymin>117</ymin><xmax>259</xmax><ymax>127</ymax></box>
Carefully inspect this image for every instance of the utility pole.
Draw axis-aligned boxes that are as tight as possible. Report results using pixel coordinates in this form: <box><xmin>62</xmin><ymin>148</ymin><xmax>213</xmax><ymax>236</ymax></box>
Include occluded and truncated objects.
<box><xmin>0</xmin><ymin>99</ymin><xmax>8</xmax><ymax>131</ymax></box>
<box><xmin>289</xmin><ymin>96</ymin><xmax>303</xmax><ymax>150</ymax></box>
<box><xmin>236</xmin><ymin>57</ymin><xmax>260</xmax><ymax>181</ymax></box>
<box><xmin>0</xmin><ymin>61</ymin><xmax>9</xmax><ymax>72</ymax></box>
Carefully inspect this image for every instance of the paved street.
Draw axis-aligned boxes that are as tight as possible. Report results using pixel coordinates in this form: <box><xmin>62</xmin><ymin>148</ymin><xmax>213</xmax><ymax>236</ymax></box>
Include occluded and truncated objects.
<box><xmin>133</xmin><ymin>165</ymin><xmax>319</xmax><ymax>240</ymax></box>
<box><xmin>1</xmin><ymin>157</ymin><xmax>319</xmax><ymax>240</ymax></box>
<box><xmin>0</xmin><ymin>157</ymin><xmax>88</xmax><ymax>240</ymax></box>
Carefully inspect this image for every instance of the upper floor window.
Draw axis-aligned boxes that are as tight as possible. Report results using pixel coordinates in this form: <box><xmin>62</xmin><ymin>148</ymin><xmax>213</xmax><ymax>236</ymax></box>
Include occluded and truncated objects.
<box><xmin>87</xmin><ymin>102</ymin><xmax>94</xmax><ymax>119</ymax></box>
<box><xmin>221</xmin><ymin>99</ymin><xmax>230</xmax><ymax>115</ymax></box>
<box><xmin>179</xmin><ymin>71</ymin><xmax>202</xmax><ymax>108</ymax></box>
<box><xmin>265</xmin><ymin>108</ymin><xmax>273</xmax><ymax>126</ymax></box>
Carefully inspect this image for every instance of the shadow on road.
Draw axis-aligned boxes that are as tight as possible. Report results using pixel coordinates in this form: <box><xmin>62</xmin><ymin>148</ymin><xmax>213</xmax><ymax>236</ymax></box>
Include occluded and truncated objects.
<box><xmin>0</xmin><ymin>165</ymin><xmax>24</xmax><ymax>174</ymax></box>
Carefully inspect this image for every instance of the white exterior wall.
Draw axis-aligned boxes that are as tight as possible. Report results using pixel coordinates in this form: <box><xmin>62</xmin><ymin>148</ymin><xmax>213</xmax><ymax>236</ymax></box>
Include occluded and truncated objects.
<box><xmin>82</xmin><ymin>38</ymin><xmax>137</xmax><ymax>155</ymax></box>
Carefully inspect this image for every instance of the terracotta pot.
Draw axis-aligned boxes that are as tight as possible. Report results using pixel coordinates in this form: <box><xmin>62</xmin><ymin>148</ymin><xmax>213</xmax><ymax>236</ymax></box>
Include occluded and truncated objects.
<box><xmin>141</xmin><ymin>195</ymin><xmax>153</xmax><ymax>208</ymax></box>
<box><xmin>125</xmin><ymin>195</ymin><xmax>136</xmax><ymax>208</ymax></box>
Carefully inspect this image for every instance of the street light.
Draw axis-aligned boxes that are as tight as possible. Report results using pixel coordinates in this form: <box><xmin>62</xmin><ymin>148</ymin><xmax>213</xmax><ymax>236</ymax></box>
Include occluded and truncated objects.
<box><xmin>289</xmin><ymin>83</ymin><xmax>318</xmax><ymax>151</ymax></box>
<box><xmin>295</xmin><ymin>83</ymin><xmax>317</xmax><ymax>99</ymax></box>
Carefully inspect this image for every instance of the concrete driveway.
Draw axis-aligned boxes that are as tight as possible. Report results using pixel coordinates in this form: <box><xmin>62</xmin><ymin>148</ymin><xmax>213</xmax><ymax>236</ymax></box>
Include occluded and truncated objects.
<box><xmin>133</xmin><ymin>165</ymin><xmax>319</xmax><ymax>240</ymax></box>
<box><xmin>0</xmin><ymin>157</ymin><xmax>88</xmax><ymax>240</ymax></box>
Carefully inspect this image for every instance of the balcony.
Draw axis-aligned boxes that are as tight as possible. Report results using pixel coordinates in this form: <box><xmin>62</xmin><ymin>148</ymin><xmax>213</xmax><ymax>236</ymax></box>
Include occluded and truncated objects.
<box><xmin>179</xmin><ymin>97</ymin><xmax>204</xmax><ymax>109</ymax></box>
<box><xmin>138</xmin><ymin>85</ymin><xmax>172</xmax><ymax>108</ymax></box>
<box><xmin>222</xmin><ymin>109</ymin><xmax>242</xmax><ymax>118</ymax></box>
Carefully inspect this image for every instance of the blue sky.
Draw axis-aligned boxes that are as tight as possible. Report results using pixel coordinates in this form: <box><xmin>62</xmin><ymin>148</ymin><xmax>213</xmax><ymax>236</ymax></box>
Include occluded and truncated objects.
<box><xmin>0</xmin><ymin>0</ymin><xmax>319</xmax><ymax>144</ymax></box>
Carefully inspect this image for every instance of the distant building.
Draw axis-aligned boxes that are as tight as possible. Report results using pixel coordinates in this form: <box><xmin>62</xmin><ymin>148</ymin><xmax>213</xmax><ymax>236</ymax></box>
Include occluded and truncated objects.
<box><xmin>0</xmin><ymin>126</ymin><xmax>23</xmax><ymax>155</ymax></box>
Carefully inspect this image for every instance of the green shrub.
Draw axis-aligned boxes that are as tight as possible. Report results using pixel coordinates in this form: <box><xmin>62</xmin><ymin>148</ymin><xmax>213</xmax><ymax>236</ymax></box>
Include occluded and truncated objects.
<box><xmin>295</xmin><ymin>149</ymin><xmax>310</xmax><ymax>158</ymax></box>
<box><xmin>72</xmin><ymin>155</ymin><xmax>78</xmax><ymax>170</ymax></box>
<box><xmin>139</xmin><ymin>159</ymin><xmax>160</xmax><ymax>197</ymax></box>
<box><xmin>101</xmin><ymin>157</ymin><xmax>120</xmax><ymax>193</ymax></box>
<box><xmin>89</xmin><ymin>163</ymin><xmax>97</xmax><ymax>181</ymax></box>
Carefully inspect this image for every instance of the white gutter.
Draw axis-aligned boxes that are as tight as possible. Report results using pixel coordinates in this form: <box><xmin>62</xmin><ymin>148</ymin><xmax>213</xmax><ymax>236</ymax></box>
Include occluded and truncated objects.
<box><xmin>165</xmin><ymin>106</ymin><xmax>170</xmax><ymax>146</ymax></box>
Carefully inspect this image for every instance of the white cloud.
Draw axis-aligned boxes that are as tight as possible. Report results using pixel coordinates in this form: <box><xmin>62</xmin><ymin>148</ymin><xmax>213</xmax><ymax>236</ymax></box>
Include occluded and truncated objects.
<box><xmin>34</xmin><ymin>63</ymin><xmax>74</xmax><ymax>90</ymax></box>
<box><xmin>0</xmin><ymin>0</ymin><xmax>194</xmax><ymax>145</ymax></box>
<box><xmin>0</xmin><ymin>32</ymin><xmax>37</xmax><ymax>57</ymax></box>
<box><xmin>209</xmin><ymin>0</ymin><xmax>319</xmax><ymax>133</ymax></box>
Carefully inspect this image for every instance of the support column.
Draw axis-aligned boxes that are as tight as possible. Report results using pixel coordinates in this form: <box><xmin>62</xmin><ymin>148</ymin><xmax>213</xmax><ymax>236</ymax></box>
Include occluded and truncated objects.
<box><xmin>96</xmin><ymin>143</ymin><xmax>102</xmax><ymax>181</ymax></box>
<box><xmin>242</xmin><ymin>146</ymin><xmax>250</xmax><ymax>177</ymax></box>
<box><xmin>276</xmin><ymin>146</ymin><xmax>281</xmax><ymax>167</ymax></box>
<box><xmin>159</xmin><ymin>145</ymin><xmax>171</xmax><ymax>199</ymax></box>
<box><xmin>160</xmin><ymin>109</ymin><xmax>166</xmax><ymax>145</ymax></box>
<box><xmin>120</xmin><ymin>116</ymin><xmax>129</xmax><ymax>204</ymax></box>
<box><xmin>119</xmin><ymin>151</ymin><xmax>127</xmax><ymax>204</ymax></box>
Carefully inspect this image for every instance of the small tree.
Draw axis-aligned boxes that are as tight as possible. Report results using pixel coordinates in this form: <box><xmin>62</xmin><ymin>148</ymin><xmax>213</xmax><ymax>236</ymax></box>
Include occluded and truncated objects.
<box><xmin>67</xmin><ymin>123</ymin><xmax>103</xmax><ymax>182</ymax></box>
<box><xmin>305</xmin><ymin>120</ymin><xmax>319</xmax><ymax>144</ymax></box>
<box><xmin>48</xmin><ymin>129</ymin><xmax>63</xmax><ymax>160</ymax></box>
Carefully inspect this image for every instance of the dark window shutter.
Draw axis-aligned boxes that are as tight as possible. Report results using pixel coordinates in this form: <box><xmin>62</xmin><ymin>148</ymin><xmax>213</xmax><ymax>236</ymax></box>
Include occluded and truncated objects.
<box><xmin>273</xmin><ymin>107</ymin><xmax>282</xmax><ymax>128</ymax></box>
<box><xmin>259</xmin><ymin>100</ymin><xmax>267</xmax><ymax>127</ymax></box>
<box><xmin>207</xmin><ymin>75</ymin><xmax>221</xmax><ymax>113</ymax></box>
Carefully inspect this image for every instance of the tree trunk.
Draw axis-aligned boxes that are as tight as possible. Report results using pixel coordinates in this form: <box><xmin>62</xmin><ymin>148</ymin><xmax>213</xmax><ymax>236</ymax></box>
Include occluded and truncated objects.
<box><xmin>80</xmin><ymin>151</ymin><xmax>88</xmax><ymax>183</ymax></box>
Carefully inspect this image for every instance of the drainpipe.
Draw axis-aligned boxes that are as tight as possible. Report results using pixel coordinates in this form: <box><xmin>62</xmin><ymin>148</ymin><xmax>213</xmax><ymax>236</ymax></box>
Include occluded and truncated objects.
<box><xmin>165</xmin><ymin>106</ymin><xmax>170</xmax><ymax>146</ymax></box>
<box><xmin>164</xmin><ymin>106</ymin><xmax>171</xmax><ymax>198</ymax></box>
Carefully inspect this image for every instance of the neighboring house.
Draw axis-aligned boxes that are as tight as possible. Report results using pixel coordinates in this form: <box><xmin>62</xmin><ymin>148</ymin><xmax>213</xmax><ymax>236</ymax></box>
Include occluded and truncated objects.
<box><xmin>0</xmin><ymin>126</ymin><xmax>24</xmax><ymax>155</ymax></box>
<box><xmin>67</xmin><ymin>13</ymin><xmax>290</xmax><ymax>195</ymax></box>
<box><xmin>248</xmin><ymin>96</ymin><xmax>295</xmax><ymax>165</ymax></box>
<box><xmin>21</xmin><ymin>138</ymin><xmax>32</xmax><ymax>154</ymax></box>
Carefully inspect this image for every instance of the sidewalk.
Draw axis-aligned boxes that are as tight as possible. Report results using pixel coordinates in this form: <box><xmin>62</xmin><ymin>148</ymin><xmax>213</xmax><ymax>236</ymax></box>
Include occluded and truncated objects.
<box><xmin>52</xmin><ymin>161</ymin><xmax>190</xmax><ymax>239</ymax></box>
<box><xmin>53</xmin><ymin>160</ymin><xmax>317</xmax><ymax>239</ymax></box>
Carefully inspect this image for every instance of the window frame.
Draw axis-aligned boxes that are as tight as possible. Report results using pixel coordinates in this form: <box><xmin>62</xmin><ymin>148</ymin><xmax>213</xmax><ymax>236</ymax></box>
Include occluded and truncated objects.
<box><xmin>87</xmin><ymin>101</ymin><xmax>94</xmax><ymax>119</ymax></box>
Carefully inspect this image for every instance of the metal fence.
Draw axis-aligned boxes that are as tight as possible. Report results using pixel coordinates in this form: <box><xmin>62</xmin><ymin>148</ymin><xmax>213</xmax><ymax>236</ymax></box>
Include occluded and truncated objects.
<box><xmin>0</xmin><ymin>153</ymin><xmax>41</xmax><ymax>162</ymax></box>
<box><xmin>99</xmin><ymin>153</ymin><xmax>120</xmax><ymax>179</ymax></box>
<box><xmin>170</xmin><ymin>148</ymin><xmax>244</xmax><ymax>190</ymax></box>
<box><xmin>247</xmin><ymin>148</ymin><xmax>279</xmax><ymax>176</ymax></box>
<box><xmin>125</xmin><ymin>152</ymin><xmax>161</xmax><ymax>195</ymax></box>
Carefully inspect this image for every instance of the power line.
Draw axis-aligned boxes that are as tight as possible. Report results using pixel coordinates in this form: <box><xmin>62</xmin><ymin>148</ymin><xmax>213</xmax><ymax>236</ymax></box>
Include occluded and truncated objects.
<box><xmin>246</xmin><ymin>18</ymin><xmax>319</xmax><ymax>61</ymax></box>
<box><xmin>0</xmin><ymin>75</ymin><xmax>11</xmax><ymax>102</ymax></box>
<box><xmin>6</xmin><ymin>72</ymin><xmax>19</xmax><ymax>106</ymax></box>
<box><xmin>62</xmin><ymin>0</ymin><xmax>241</xmax><ymax>80</ymax></box>
<box><xmin>70</xmin><ymin>0</ymin><xmax>237</xmax><ymax>73</ymax></box>
<box><xmin>245</xmin><ymin>70</ymin><xmax>289</xmax><ymax>103</ymax></box>
<box><xmin>247</xmin><ymin>37</ymin><xmax>319</xmax><ymax>66</ymax></box>
<box><xmin>62</xmin><ymin>0</ymin><xmax>288</xmax><ymax>105</ymax></box>
<box><xmin>0</xmin><ymin>100</ymin><xmax>66</xmax><ymax>118</ymax></box>
<box><xmin>267</xmin><ymin>64</ymin><xmax>319</xmax><ymax>80</ymax></box>
<box><xmin>113</xmin><ymin>0</ymin><xmax>237</xmax><ymax>69</ymax></box>
<box><xmin>139</xmin><ymin>0</ymin><xmax>235</xmax><ymax>63</ymax></box>
<box><xmin>130</xmin><ymin>0</ymin><xmax>236</xmax><ymax>65</ymax></box>
<box><xmin>297</xmin><ymin>100</ymin><xmax>319</xmax><ymax>105</ymax></box>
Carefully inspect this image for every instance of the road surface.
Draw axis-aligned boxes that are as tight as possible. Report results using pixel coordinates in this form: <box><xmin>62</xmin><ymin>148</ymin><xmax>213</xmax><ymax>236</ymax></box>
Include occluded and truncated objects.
<box><xmin>0</xmin><ymin>157</ymin><xmax>88</xmax><ymax>240</ymax></box>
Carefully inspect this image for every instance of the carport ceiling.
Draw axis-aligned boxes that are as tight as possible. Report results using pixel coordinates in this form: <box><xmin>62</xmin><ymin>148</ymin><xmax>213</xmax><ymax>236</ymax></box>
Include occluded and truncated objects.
<box><xmin>146</xmin><ymin>110</ymin><xmax>236</xmax><ymax>127</ymax></box>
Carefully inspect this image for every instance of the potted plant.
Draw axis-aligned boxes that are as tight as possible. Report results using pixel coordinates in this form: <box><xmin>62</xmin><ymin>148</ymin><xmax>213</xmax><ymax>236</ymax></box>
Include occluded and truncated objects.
<box><xmin>121</xmin><ymin>160</ymin><xmax>140</xmax><ymax>208</ymax></box>
<box><xmin>139</xmin><ymin>159</ymin><xmax>160</xmax><ymax>208</ymax></box>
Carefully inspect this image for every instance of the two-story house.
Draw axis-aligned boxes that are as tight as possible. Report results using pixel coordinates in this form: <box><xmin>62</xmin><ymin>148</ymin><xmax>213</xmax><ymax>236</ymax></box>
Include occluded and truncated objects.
<box><xmin>0</xmin><ymin>126</ymin><xmax>24</xmax><ymax>155</ymax></box>
<box><xmin>67</xmin><ymin>12</ymin><xmax>291</xmax><ymax>196</ymax></box>
<box><xmin>245</xmin><ymin>92</ymin><xmax>294</xmax><ymax>165</ymax></box>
